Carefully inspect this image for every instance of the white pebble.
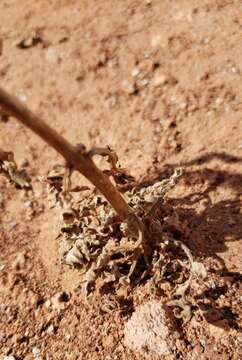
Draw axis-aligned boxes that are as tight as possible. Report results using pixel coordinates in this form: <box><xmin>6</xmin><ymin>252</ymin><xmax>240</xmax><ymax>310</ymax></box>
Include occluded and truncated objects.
<box><xmin>131</xmin><ymin>67</ymin><xmax>140</xmax><ymax>77</ymax></box>
<box><xmin>124</xmin><ymin>301</ymin><xmax>175</xmax><ymax>356</ymax></box>
<box><xmin>121</xmin><ymin>80</ymin><xmax>135</xmax><ymax>95</ymax></box>
<box><xmin>153</xmin><ymin>73</ymin><xmax>167</xmax><ymax>87</ymax></box>
<box><xmin>19</xmin><ymin>93</ymin><xmax>27</xmax><ymax>102</ymax></box>
<box><xmin>32</xmin><ymin>346</ymin><xmax>41</xmax><ymax>357</ymax></box>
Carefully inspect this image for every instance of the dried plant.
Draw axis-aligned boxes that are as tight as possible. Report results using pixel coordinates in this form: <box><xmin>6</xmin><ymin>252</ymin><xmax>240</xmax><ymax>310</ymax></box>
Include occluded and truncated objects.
<box><xmin>0</xmin><ymin>86</ymin><xmax>207</xmax><ymax>321</ymax></box>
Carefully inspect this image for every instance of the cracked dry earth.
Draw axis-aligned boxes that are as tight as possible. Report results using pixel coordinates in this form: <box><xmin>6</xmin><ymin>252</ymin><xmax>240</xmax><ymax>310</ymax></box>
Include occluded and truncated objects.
<box><xmin>0</xmin><ymin>0</ymin><xmax>242</xmax><ymax>359</ymax></box>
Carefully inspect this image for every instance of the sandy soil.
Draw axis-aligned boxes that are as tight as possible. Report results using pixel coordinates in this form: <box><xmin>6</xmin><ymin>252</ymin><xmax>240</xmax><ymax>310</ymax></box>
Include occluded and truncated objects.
<box><xmin>0</xmin><ymin>0</ymin><xmax>242</xmax><ymax>359</ymax></box>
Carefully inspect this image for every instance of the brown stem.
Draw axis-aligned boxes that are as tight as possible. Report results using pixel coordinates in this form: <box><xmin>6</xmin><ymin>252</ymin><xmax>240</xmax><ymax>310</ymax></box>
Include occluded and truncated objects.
<box><xmin>0</xmin><ymin>86</ymin><xmax>135</xmax><ymax>222</ymax></box>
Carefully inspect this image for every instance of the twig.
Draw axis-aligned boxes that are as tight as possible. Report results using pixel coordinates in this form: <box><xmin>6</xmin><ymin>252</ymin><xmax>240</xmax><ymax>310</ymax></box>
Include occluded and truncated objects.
<box><xmin>0</xmin><ymin>87</ymin><xmax>139</xmax><ymax>228</ymax></box>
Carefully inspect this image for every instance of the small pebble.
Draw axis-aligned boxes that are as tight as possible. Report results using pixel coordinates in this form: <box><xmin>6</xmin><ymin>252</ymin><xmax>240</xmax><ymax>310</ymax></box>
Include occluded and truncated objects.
<box><xmin>153</xmin><ymin>73</ymin><xmax>167</xmax><ymax>86</ymax></box>
<box><xmin>203</xmin><ymin>37</ymin><xmax>210</xmax><ymax>44</ymax></box>
<box><xmin>45</xmin><ymin>47</ymin><xmax>60</xmax><ymax>64</ymax></box>
<box><xmin>18</xmin><ymin>93</ymin><xmax>27</xmax><ymax>102</ymax></box>
<box><xmin>51</xmin><ymin>291</ymin><xmax>69</xmax><ymax>310</ymax></box>
<box><xmin>131</xmin><ymin>67</ymin><xmax>140</xmax><ymax>77</ymax></box>
<box><xmin>139</xmin><ymin>78</ymin><xmax>149</xmax><ymax>87</ymax></box>
<box><xmin>121</xmin><ymin>80</ymin><xmax>135</xmax><ymax>94</ymax></box>
<box><xmin>44</xmin><ymin>299</ymin><xmax>52</xmax><ymax>308</ymax></box>
<box><xmin>231</xmin><ymin>67</ymin><xmax>239</xmax><ymax>74</ymax></box>
<box><xmin>0</xmin><ymin>264</ymin><xmax>5</xmax><ymax>271</ymax></box>
<box><xmin>46</xmin><ymin>324</ymin><xmax>54</xmax><ymax>333</ymax></box>
<box><xmin>32</xmin><ymin>346</ymin><xmax>41</xmax><ymax>357</ymax></box>
<box><xmin>24</xmin><ymin>200</ymin><xmax>33</xmax><ymax>209</ymax></box>
<box><xmin>12</xmin><ymin>252</ymin><xmax>26</xmax><ymax>270</ymax></box>
<box><xmin>20</xmin><ymin>159</ymin><xmax>29</xmax><ymax>167</ymax></box>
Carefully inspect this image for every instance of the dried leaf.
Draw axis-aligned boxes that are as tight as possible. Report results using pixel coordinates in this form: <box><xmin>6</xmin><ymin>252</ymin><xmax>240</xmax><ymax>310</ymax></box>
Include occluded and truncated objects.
<box><xmin>191</xmin><ymin>261</ymin><xmax>207</xmax><ymax>279</ymax></box>
<box><xmin>167</xmin><ymin>298</ymin><xmax>192</xmax><ymax>322</ymax></box>
<box><xmin>65</xmin><ymin>245</ymin><xmax>83</xmax><ymax>266</ymax></box>
<box><xmin>0</xmin><ymin>148</ymin><xmax>31</xmax><ymax>189</ymax></box>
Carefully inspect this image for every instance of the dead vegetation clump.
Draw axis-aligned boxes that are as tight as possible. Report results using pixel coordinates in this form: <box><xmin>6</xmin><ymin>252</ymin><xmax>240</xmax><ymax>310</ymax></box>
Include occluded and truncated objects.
<box><xmin>0</xmin><ymin>86</ymin><xmax>208</xmax><ymax>324</ymax></box>
<box><xmin>44</xmin><ymin>149</ymin><xmax>207</xmax><ymax>323</ymax></box>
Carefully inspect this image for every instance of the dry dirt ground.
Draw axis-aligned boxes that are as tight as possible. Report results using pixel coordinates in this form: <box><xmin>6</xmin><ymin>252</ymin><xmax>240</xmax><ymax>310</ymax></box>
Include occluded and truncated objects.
<box><xmin>0</xmin><ymin>0</ymin><xmax>242</xmax><ymax>359</ymax></box>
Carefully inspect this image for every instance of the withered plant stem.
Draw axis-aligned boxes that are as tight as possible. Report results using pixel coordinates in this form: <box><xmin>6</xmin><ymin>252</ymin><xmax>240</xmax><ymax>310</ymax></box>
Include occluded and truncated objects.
<box><xmin>0</xmin><ymin>86</ymin><xmax>136</xmax><ymax>222</ymax></box>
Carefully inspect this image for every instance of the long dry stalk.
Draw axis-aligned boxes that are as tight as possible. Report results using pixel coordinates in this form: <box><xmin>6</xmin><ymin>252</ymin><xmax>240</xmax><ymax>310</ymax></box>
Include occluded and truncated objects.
<box><xmin>0</xmin><ymin>87</ymin><xmax>137</xmax><ymax>224</ymax></box>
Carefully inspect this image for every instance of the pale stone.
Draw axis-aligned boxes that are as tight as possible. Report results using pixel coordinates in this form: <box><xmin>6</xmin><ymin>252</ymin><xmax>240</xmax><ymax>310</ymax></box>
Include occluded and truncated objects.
<box><xmin>124</xmin><ymin>300</ymin><xmax>175</xmax><ymax>356</ymax></box>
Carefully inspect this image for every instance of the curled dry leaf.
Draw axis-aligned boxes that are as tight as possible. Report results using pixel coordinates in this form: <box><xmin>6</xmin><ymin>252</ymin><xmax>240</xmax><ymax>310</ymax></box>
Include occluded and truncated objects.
<box><xmin>166</xmin><ymin>239</ymin><xmax>207</xmax><ymax>322</ymax></box>
<box><xmin>125</xmin><ymin>168</ymin><xmax>182</xmax><ymax>216</ymax></box>
<box><xmin>191</xmin><ymin>261</ymin><xmax>207</xmax><ymax>279</ymax></box>
<box><xmin>0</xmin><ymin>147</ymin><xmax>31</xmax><ymax>189</ymax></box>
<box><xmin>88</xmin><ymin>145</ymin><xmax>135</xmax><ymax>187</ymax></box>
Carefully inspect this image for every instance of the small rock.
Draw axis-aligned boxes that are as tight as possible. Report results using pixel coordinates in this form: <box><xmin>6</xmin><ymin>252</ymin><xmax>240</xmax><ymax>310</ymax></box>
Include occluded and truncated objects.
<box><xmin>20</xmin><ymin>158</ymin><xmax>29</xmax><ymax>167</ymax></box>
<box><xmin>153</xmin><ymin>73</ymin><xmax>167</xmax><ymax>86</ymax></box>
<box><xmin>102</xmin><ymin>334</ymin><xmax>115</xmax><ymax>348</ymax></box>
<box><xmin>18</xmin><ymin>93</ymin><xmax>28</xmax><ymax>102</ymax></box>
<box><xmin>139</xmin><ymin>78</ymin><xmax>149</xmax><ymax>87</ymax></box>
<box><xmin>16</xmin><ymin>30</ymin><xmax>43</xmax><ymax>49</ymax></box>
<box><xmin>215</xmin><ymin>97</ymin><xmax>223</xmax><ymax>106</ymax></box>
<box><xmin>46</xmin><ymin>324</ymin><xmax>54</xmax><ymax>334</ymax></box>
<box><xmin>203</xmin><ymin>37</ymin><xmax>210</xmax><ymax>44</ymax></box>
<box><xmin>124</xmin><ymin>300</ymin><xmax>176</xmax><ymax>356</ymax></box>
<box><xmin>44</xmin><ymin>299</ymin><xmax>52</xmax><ymax>308</ymax></box>
<box><xmin>121</xmin><ymin>80</ymin><xmax>135</xmax><ymax>95</ymax></box>
<box><xmin>51</xmin><ymin>291</ymin><xmax>69</xmax><ymax>310</ymax></box>
<box><xmin>12</xmin><ymin>252</ymin><xmax>26</xmax><ymax>270</ymax></box>
<box><xmin>24</xmin><ymin>200</ymin><xmax>33</xmax><ymax>209</ymax></box>
<box><xmin>32</xmin><ymin>346</ymin><xmax>41</xmax><ymax>357</ymax></box>
<box><xmin>151</xmin><ymin>34</ymin><xmax>161</xmax><ymax>47</ymax></box>
<box><xmin>131</xmin><ymin>67</ymin><xmax>140</xmax><ymax>77</ymax></box>
<box><xmin>231</xmin><ymin>67</ymin><xmax>239</xmax><ymax>74</ymax></box>
<box><xmin>106</xmin><ymin>94</ymin><xmax>118</xmax><ymax>108</ymax></box>
<box><xmin>45</xmin><ymin>47</ymin><xmax>61</xmax><ymax>64</ymax></box>
<box><xmin>208</xmin><ymin>319</ymin><xmax>230</xmax><ymax>340</ymax></box>
<box><xmin>9</xmin><ymin>220</ymin><xmax>17</xmax><ymax>230</ymax></box>
<box><xmin>151</xmin><ymin>34</ymin><xmax>167</xmax><ymax>48</ymax></box>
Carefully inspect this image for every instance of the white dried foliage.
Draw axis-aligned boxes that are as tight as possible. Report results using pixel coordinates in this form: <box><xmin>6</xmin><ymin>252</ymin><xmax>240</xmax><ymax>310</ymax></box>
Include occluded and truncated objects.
<box><xmin>167</xmin><ymin>239</ymin><xmax>207</xmax><ymax>322</ymax></box>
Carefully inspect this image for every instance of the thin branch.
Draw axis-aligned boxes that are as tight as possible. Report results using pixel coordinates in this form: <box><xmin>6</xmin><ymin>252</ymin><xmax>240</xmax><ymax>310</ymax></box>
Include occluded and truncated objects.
<box><xmin>0</xmin><ymin>86</ymin><xmax>136</xmax><ymax>224</ymax></box>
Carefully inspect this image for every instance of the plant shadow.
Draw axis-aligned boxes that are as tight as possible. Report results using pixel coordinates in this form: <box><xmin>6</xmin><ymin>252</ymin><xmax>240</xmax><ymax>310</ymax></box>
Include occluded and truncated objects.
<box><xmin>134</xmin><ymin>152</ymin><xmax>242</xmax><ymax>331</ymax></box>
<box><xmin>137</xmin><ymin>151</ymin><xmax>242</xmax><ymax>258</ymax></box>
